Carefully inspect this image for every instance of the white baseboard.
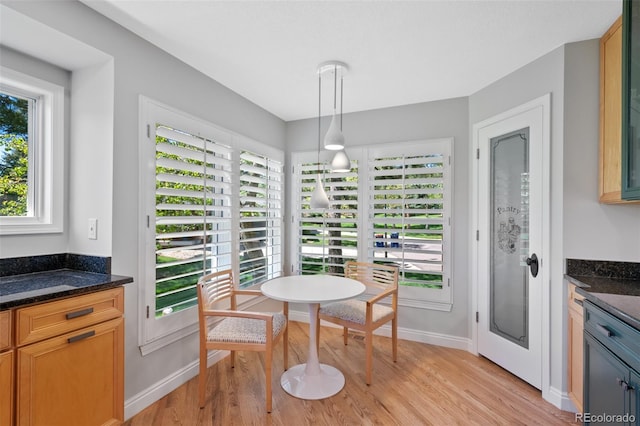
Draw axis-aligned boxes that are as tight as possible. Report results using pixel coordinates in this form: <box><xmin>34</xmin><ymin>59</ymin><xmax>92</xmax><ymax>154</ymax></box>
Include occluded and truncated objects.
<box><xmin>546</xmin><ymin>385</ymin><xmax>578</xmax><ymax>413</ymax></box>
<box><xmin>289</xmin><ymin>309</ymin><xmax>471</xmax><ymax>351</ymax></box>
<box><xmin>125</xmin><ymin>311</ymin><xmax>471</xmax><ymax>420</ymax></box>
<box><xmin>124</xmin><ymin>349</ymin><xmax>227</xmax><ymax>420</ymax></box>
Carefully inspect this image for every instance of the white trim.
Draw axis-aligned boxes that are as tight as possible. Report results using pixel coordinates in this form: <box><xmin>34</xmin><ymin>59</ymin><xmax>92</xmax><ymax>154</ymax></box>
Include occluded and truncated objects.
<box><xmin>0</xmin><ymin>66</ymin><xmax>64</xmax><ymax>235</ymax></box>
<box><xmin>470</xmin><ymin>94</ymin><xmax>552</xmax><ymax>396</ymax></box>
<box><xmin>547</xmin><ymin>385</ymin><xmax>579</xmax><ymax>413</ymax></box>
<box><xmin>288</xmin><ymin>309</ymin><xmax>470</xmax><ymax>351</ymax></box>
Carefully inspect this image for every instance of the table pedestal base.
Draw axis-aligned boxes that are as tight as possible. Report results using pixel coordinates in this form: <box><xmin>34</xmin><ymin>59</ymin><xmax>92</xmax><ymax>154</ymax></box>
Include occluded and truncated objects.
<box><xmin>280</xmin><ymin>363</ymin><xmax>345</xmax><ymax>400</ymax></box>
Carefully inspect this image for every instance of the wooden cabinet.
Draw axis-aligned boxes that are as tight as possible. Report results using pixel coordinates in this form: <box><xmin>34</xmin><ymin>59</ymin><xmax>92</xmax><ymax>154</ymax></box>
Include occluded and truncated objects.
<box><xmin>567</xmin><ymin>283</ymin><xmax>584</xmax><ymax>413</ymax></box>
<box><xmin>14</xmin><ymin>287</ymin><xmax>124</xmax><ymax>426</ymax></box>
<box><xmin>600</xmin><ymin>15</ymin><xmax>640</xmax><ymax>204</ymax></box>
<box><xmin>1</xmin><ymin>311</ymin><xmax>13</xmax><ymax>426</ymax></box>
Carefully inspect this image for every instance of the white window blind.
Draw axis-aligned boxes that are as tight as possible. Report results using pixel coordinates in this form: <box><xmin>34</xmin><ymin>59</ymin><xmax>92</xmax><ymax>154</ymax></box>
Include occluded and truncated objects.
<box><xmin>154</xmin><ymin>125</ymin><xmax>233</xmax><ymax>317</ymax></box>
<box><xmin>140</xmin><ymin>97</ymin><xmax>285</xmax><ymax>349</ymax></box>
<box><xmin>295</xmin><ymin>158</ymin><xmax>359</xmax><ymax>276</ymax></box>
<box><xmin>239</xmin><ymin>150</ymin><xmax>283</xmax><ymax>287</ymax></box>
<box><xmin>369</xmin><ymin>152</ymin><xmax>446</xmax><ymax>287</ymax></box>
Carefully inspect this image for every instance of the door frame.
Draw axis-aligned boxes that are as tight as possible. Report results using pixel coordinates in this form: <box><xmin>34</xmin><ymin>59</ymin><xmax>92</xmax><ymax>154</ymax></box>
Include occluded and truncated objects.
<box><xmin>470</xmin><ymin>93</ymin><xmax>552</xmax><ymax>397</ymax></box>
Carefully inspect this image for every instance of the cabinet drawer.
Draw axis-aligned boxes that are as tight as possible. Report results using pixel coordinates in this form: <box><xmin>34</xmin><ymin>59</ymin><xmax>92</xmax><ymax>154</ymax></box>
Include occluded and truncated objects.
<box><xmin>584</xmin><ymin>300</ymin><xmax>640</xmax><ymax>372</ymax></box>
<box><xmin>16</xmin><ymin>287</ymin><xmax>123</xmax><ymax>347</ymax></box>
<box><xmin>568</xmin><ymin>283</ymin><xmax>585</xmax><ymax>314</ymax></box>
<box><xmin>0</xmin><ymin>311</ymin><xmax>11</xmax><ymax>351</ymax></box>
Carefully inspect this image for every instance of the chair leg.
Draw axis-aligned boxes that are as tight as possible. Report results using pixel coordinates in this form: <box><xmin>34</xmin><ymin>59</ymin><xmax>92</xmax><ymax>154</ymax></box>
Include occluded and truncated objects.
<box><xmin>230</xmin><ymin>350</ymin><xmax>235</xmax><ymax>368</ymax></box>
<box><xmin>266</xmin><ymin>349</ymin><xmax>273</xmax><ymax>413</ymax></box>
<box><xmin>343</xmin><ymin>327</ymin><xmax>349</xmax><ymax>346</ymax></box>
<box><xmin>392</xmin><ymin>317</ymin><xmax>398</xmax><ymax>362</ymax></box>
<box><xmin>365</xmin><ymin>330</ymin><xmax>373</xmax><ymax>385</ymax></box>
<box><xmin>199</xmin><ymin>345</ymin><xmax>207</xmax><ymax>408</ymax></box>
<box><xmin>283</xmin><ymin>325</ymin><xmax>289</xmax><ymax>371</ymax></box>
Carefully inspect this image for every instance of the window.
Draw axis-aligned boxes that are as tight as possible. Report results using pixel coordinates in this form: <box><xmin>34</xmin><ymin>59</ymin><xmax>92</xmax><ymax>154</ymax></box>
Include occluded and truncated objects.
<box><xmin>239</xmin><ymin>149</ymin><xmax>283</xmax><ymax>286</ymax></box>
<box><xmin>295</xmin><ymin>157</ymin><xmax>359</xmax><ymax>275</ymax></box>
<box><xmin>0</xmin><ymin>67</ymin><xmax>64</xmax><ymax>234</ymax></box>
<box><xmin>140</xmin><ymin>97</ymin><xmax>283</xmax><ymax>348</ymax></box>
<box><xmin>292</xmin><ymin>138</ymin><xmax>452</xmax><ymax>310</ymax></box>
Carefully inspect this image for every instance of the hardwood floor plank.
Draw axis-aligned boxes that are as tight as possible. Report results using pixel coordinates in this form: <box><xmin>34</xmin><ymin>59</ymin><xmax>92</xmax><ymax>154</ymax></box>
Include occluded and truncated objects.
<box><xmin>124</xmin><ymin>321</ymin><xmax>578</xmax><ymax>425</ymax></box>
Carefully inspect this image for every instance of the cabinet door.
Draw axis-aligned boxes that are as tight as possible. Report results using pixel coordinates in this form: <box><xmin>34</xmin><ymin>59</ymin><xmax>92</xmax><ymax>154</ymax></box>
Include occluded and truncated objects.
<box><xmin>0</xmin><ymin>350</ymin><xmax>13</xmax><ymax>426</ymax></box>
<box><xmin>622</xmin><ymin>0</ymin><xmax>640</xmax><ymax>200</ymax></box>
<box><xmin>584</xmin><ymin>331</ymin><xmax>628</xmax><ymax>423</ymax></box>
<box><xmin>17</xmin><ymin>317</ymin><xmax>124</xmax><ymax>426</ymax></box>
<box><xmin>568</xmin><ymin>296</ymin><xmax>584</xmax><ymax>412</ymax></box>
<box><xmin>631</xmin><ymin>370</ymin><xmax>639</xmax><ymax>426</ymax></box>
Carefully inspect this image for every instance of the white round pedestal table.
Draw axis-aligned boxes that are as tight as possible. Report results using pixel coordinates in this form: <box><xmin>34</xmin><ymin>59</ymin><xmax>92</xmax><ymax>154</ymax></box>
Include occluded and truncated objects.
<box><xmin>261</xmin><ymin>274</ymin><xmax>365</xmax><ymax>400</ymax></box>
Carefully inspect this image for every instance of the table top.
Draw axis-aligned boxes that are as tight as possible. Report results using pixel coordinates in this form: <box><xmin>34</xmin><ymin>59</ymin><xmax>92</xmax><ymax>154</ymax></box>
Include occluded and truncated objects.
<box><xmin>261</xmin><ymin>274</ymin><xmax>365</xmax><ymax>304</ymax></box>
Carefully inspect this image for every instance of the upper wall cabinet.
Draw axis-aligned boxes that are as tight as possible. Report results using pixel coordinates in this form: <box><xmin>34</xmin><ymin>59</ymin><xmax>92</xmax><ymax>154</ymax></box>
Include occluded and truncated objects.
<box><xmin>622</xmin><ymin>0</ymin><xmax>640</xmax><ymax>200</ymax></box>
<box><xmin>600</xmin><ymin>14</ymin><xmax>640</xmax><ymax>204</ymax></box>
<box><xmin>600</xmin><ymin>17</ymin><xmax>625</xmax><ymax>203</ymax></box>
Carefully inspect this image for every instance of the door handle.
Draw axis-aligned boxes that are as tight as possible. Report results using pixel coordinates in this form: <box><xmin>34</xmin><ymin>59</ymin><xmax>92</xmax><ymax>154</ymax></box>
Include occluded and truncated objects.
<box><xmin>526</xmin><ymin>253</ymin><xmax>539</xmax><ymax>278</ymax></box>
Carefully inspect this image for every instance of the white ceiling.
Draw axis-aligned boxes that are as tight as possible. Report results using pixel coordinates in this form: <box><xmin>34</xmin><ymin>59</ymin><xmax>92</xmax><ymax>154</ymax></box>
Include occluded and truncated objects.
<box><xmin>82</xmin><ymin>0</ymin><xmax>622</xmax><ymax>122</ymax></box>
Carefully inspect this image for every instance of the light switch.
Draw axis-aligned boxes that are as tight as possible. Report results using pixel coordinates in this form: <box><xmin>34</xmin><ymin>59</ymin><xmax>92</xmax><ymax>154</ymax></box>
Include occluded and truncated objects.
<box><xmin>88</xmin><ymin>218</ymin><xmax>98</xmax><ymax>240</ymax></box>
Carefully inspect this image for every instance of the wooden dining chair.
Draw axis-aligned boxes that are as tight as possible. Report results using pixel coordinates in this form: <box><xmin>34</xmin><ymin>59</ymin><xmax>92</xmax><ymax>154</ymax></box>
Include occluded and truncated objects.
<box><xmin>317</xmin><ymin>261</ymin><xmax>399</xmax><ymax>385</ymax></box>
<box><xmin>197</xmin><ymin>269</ymin><xmax>288</xmax><ymax>413</ymax></box>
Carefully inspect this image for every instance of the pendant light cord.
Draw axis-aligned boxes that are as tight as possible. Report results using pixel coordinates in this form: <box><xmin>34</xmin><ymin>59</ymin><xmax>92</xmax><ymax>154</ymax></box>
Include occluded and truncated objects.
<box><xmin>318</xmin><ymin>68</ymin><xmax>322</xmax><ymax>173</ymax></box>
<box><xmin>340</xmin><ymin>74</ymin><xmax>344</xmax><ymax>131</ymax></box>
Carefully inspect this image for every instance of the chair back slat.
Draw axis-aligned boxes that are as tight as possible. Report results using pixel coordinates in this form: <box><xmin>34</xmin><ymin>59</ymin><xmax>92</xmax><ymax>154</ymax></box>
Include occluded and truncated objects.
<box><xmin>344</xmin><ymin>261</ymin><xmax>398</xmax><ymax>291</ymax></box>
<box><xmin>198</xmin><ymin>269</ymin><xmax>235</xmax><ymax>309</ymax></box>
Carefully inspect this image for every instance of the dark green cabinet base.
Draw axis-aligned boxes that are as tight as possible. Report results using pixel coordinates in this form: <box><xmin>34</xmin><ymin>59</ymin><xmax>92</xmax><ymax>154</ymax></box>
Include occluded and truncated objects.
<box><xmin>583</xmin><ymin>300</ymin><xmax>640</xmax><ymax>425</ymax></box>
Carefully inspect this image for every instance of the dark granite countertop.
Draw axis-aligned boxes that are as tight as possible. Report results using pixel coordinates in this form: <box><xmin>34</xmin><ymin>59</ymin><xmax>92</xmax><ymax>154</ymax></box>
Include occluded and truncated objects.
<box><xmin>565</xmin><ymin>274</ymin><xmax>640</xmax><ymax>331</ymax></box>
<box><xmin>0</xmin><ymin>269</ymin><xmax>132</xmax><ymax>310</ymax></box>
<box><xmin>0</xmin><ymin>254</ymin><xmax>133</xmax><ymax>310</ymax></box>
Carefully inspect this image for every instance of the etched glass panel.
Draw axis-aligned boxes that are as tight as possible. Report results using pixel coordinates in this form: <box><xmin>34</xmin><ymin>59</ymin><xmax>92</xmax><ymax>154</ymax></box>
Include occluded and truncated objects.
<box><xmin>490</xmin><ymin>128</ymin><xmax>530</xmax><ymax>349</ymax></box>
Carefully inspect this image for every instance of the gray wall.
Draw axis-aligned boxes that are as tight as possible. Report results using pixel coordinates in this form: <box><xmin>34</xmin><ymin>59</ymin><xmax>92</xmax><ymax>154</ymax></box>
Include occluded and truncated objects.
<box><xmin>286</xmin><ymin>98</ymin><xmax>470</xmax><ymax>338</ymax></box>
<box><xmin>2</xmin><ymin>0</ymin><xmax>286</xmax><ymax>404</ymax></box>
<box><xmin>563</xmin><ymin>40</ymin><xmax>640</xmax><ymax>261</ymax></box>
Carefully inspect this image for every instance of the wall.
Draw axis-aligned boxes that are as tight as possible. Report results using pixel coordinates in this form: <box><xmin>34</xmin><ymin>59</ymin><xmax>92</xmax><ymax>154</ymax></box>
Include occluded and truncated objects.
<box><xmin>2</xmin><ymin>0</ymin><xmax>286</xmax><ymax>417</ymax></box>
<box><xmin>0</xmin><ymin>46</ymin><xmax>71</xmax><ymax>257</ymax></box>
<box><xmin>285</xmin><ymin>98</ymin><xmax>471</xmax><ymax>341</ymax></box>
<box><xmin>563</xmin><ymin>40</ymin><xmax>640</xmax><ymax>262</ymax></box>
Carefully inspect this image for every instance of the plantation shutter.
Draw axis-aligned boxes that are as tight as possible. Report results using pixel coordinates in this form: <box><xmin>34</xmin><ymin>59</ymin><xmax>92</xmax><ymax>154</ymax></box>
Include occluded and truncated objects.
<box><xmin>296</xmin><ymin>158</ymin><xmax>358</xmax><ymax>276</ymax></box>
<box><xmin>368</xmin><ymin>142</ymin><xmax>450</xmax><ymax>293</ymax></box>
<box><xmin>154</xmin><ymin>124</ymin><xmax>233</xmax><ymax>317</ymax></box>
<box><xmin>238</xmin><ymin>150</ymin><xmax>283</xmax><ymax>287</ymax></box>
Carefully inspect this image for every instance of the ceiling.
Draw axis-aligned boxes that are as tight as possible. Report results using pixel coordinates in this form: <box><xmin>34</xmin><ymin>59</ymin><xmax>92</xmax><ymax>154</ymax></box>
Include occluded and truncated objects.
<box><xmin>82</xmin><ymin>0</ymin><xmax>622</xmax><ymax>122</ymax></box>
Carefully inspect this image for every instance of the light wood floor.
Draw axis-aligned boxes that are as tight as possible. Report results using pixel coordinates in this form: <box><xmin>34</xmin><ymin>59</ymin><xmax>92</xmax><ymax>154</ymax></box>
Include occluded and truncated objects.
<box><xmin>124</xmin><ymin>321</ymin><xmax>578</xmax><ymax>425</ymax></box>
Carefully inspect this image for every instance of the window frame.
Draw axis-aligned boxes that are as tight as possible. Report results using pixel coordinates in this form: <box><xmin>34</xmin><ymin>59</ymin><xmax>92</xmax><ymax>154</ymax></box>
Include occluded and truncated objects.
<box><xmin>291</xmin><ymin>138</ymin><xmax>453</xmax><ymax>311</ymax></box>
<box><xmin>0</xmin><ymin>66</ymin><xmax>64</xmax><ymax>234</ymax></box>
<box><xmin>138</xmin><ymin>96</ymin><xmax>284</xmax><ymax>352</ymax></box>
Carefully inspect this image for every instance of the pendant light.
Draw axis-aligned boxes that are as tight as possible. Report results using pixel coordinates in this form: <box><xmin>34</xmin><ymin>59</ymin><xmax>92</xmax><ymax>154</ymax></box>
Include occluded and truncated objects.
<box><xmin>330</xmin><ymin>65</ymin><xmax>351</xmax><ymax>172</ymax></box>
<box><xmin>323</xmin><ymin>63</ymin><xmax>345</xmax><ymax>150</ymax></box>
<box><xmin>310</xmin><ymin>65</ymin><xmax>330</xmax><ymax>209</ymax></box>
<box><xmin>318</xmin><ymin>61</ymin><xmax>351</xmax><ymax>172</ymax></box>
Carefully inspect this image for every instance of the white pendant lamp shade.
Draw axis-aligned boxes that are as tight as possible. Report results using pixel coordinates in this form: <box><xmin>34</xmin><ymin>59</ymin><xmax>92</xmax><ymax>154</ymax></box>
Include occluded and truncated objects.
<box><xmin>331</xmin><ymin>150</ymin><xmax>351</xmax><ymax>172</ymax></box>
<box><xmin>310</xmin><ymin>175</ymin><xmax>330</xmax><ymax>209</ymax></box>
<box><xmin>323</xmin><ymin>113</ymin><xmax>345</xmax><ymax>150</ymax></box>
